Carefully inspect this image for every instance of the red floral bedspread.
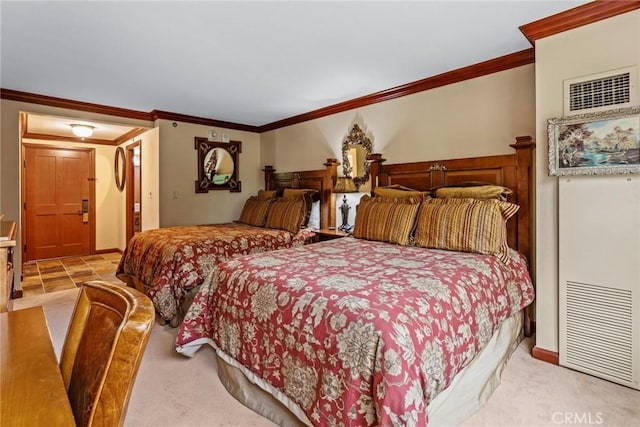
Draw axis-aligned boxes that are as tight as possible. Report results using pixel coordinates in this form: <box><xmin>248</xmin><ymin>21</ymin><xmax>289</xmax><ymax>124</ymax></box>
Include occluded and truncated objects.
<box><xmin>116</xmin><ymin>222</ymin><xmax>314</xmax><ymax>322</ymax></box>
<box><xmin>176</xmin><ymin>237</ymin><xmax>534</xmax><ymax>426</ymax></box>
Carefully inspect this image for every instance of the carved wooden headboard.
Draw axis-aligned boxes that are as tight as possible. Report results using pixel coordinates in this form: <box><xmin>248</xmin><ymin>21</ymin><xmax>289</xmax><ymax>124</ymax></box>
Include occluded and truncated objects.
<box><xmin>263</xmin><ymin>159</ymin><xmax>339</xmax><ymax>230</ymax></box>
<box><xmin>369</xmin><ymin>136</ymin><xmax>535</xmax><ymax>262</ymax></box>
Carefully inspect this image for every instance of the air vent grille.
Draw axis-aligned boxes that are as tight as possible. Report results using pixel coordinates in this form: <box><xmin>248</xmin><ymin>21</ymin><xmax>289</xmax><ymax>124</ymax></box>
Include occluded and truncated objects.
<box><xmin>569</xmin><ymin>73</ymin><xmax>630</xmax><ymax>112</ymax></box>
<box><xmin>565</xmin><ymin>281</ymin><xmax>633</xmax><ymax>382</ymax></box>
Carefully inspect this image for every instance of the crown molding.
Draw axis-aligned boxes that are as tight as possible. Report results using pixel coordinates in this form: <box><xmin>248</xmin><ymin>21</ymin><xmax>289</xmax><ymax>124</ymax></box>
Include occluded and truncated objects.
<box><xmin>1</xmin><ymin>45</ymin><xmax>534</xmax><ymax>134</ymax></box>
<box><xmin>0</xmin><ymin>88</ymin><xmax>151</xmax><ymax>121</ymax></box>
<box><xmin>520</xmin><ymin>0</ymin><xmax>640</xmax><ymax>44</ymax></box>
<box><xmin>114</xmin><ymin>128</ymin><xmax>149</xmax><ymax>145</ymax></box>
<box><xmin>1</xmin><ymin>47</ymin><xmax>533</xmax><ymax>135</ymax></box>
<box><xmin>149</xmin><ymin>110</ymin><xmax>259</xmax><ymax>133</ymax></box>
<box><xmin>0</xmin><ymin>89</ymin><xmax>258</xmax><ymax>132</ymax></box>
<box><xmin>258</xmin><ymin>49</ymin><xmax>535</xmax><ymax>132</ymax></box>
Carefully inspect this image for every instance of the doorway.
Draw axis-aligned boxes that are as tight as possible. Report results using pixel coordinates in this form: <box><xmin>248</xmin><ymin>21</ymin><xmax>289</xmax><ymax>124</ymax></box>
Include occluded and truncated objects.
<box><xmin>22</xmin><ymin>144</ymin><xmax>96</xmax><ymax>262</ymax></box>
<box><xmin>126</xmin><ymin>141</ymin><xmax>142</xmax><ymax>244</ymax></box>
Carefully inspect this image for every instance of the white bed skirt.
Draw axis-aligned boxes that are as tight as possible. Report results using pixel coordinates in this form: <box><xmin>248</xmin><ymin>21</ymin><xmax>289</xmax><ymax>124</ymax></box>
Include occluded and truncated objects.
<box><xmin>428</xmin><ymin>310</ymin><xmax>523</xmax><ymax>426</ymax></box>
<box><xmin>213</xmin><ymin>310</ymin><xmax>524</xmax><ymax>427</ymax></box>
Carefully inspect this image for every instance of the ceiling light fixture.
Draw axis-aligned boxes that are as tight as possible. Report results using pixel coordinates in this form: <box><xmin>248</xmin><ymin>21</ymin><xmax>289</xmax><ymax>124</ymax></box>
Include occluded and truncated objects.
<box><xmin>70</xmin><ymin>124</ymin><xmax>94</xmax><ymax>138</ymax></box>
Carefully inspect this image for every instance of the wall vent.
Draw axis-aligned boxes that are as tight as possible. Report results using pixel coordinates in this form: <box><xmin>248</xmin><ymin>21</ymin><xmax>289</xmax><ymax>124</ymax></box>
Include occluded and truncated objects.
<box><xmin>564</xmin><ymin>281</ymin><xmax>634</xmax><ymax>385</ymax></box>
<box><xmin>569</xmin><ymin>73</ymin><xmax>630</xmax><ymax>111</ymax></box>
<box><xmin>564</xmin><ymin>67</ymin><xmax>637</xmax><ymax>115</ymax></box>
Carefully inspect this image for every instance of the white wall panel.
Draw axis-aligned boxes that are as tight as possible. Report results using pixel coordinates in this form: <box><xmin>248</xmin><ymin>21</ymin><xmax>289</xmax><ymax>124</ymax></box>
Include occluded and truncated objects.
<box><xmin>559</xmin><ymin>175</ymin><xmax>640</xmax><ymax>389</ymax></box>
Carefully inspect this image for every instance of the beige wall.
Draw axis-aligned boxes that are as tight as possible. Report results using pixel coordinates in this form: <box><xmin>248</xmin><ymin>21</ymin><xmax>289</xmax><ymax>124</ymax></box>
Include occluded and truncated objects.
<box><xmin>534</xmin><ymin>10</ymin><xmax>640</xmax><ymax>352</ymax></box>
<box><xmin>262</xmin><ymin>64</ymin><xmax>537</xmax><ymax>246</ymax></box>
<box><xmin>0</xmin><ymin>98</ymin><xmax>153</xmax><ymax>285</ymax></box>
<box><xmin>262</xmin><ymin>65</ymin><xmax>536</xmax><ymax>171</ymax></box>
<box><xmin>155</xmin><ymin>119</ymin><xmax>261</xmax><ymax>227</ymax></box>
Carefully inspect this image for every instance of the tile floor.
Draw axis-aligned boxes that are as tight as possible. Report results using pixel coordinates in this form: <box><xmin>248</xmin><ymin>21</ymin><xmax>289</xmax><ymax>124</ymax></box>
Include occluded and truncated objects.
<box><xmin>21</xmin><ymin>252</ymin><xmax>124</xmax><ymax>297</ymax></box>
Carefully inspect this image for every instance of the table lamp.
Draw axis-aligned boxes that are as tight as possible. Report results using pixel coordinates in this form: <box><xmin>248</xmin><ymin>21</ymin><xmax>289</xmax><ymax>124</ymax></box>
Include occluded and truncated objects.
<box><xmin>333</xmin><ymin>177</ymin><xmax>357</xmax><ymax>232</ymax></box>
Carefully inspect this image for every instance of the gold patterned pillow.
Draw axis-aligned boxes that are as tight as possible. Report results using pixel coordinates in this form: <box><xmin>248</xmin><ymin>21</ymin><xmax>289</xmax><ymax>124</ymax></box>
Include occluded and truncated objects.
<box><xmin>257</xmin><ymin>189</ymin><xmax>278</xmax><ymax>200</ymax></box>
<box><xmin>433</xmin><ymin>184</ymin><xmax>513</xmax><ymax>201</ymax></box>
<box><xmin>414</xmin><ymin>198</ymin><xmax>519</xmax><ymax>262</ymax></box>
<box><xmin>265</xmin><ymin>198</ymin><xmax>306</xmax><ymax>233</ymax></box>
<box><xmin>281</xmin><ymin>189</ymin><xmax>315</xmax><ymax>227</ymax></box>
<box><xmin>370</xmin><ymin>194</ymin><xmax>428</xmax><ymax>204</ymax></box>
<box><xmin>283</xmin><ymin>188</ymin><xmax>317</xmax><ymax>199</ymax></box>
<box><xmin>374</xmin><ymin>186</ymin><xmax>430</xmax><ymax>200</ymax></box>
<box><xmin>352</xmin><ymin>195</ymin><xmax>420</xmax><ymax>245</ymax></box>
<box><xmin>238</xmin><ymin>197</ymin><xmax>274</xmax><ymax>227</ymax></box>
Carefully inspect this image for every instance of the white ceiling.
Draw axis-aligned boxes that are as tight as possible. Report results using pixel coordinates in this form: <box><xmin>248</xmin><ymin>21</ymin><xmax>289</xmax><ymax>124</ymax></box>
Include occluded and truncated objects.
<box><xmin>1</xmin><ymin>1</ymin><xmax>587</xmax><ymax>127</ymax></box>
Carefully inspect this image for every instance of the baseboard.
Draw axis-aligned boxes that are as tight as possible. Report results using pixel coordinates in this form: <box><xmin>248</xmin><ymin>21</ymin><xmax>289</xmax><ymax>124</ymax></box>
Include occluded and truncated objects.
<box><xmin>532</xmin><ymin>346</ymin><xmax>559</xmax><ymax>365</ymax></box>
<box><xmin>95</xmin><ymin>248</ymin><xmax>123</xmax><ymax>255</ymax></box>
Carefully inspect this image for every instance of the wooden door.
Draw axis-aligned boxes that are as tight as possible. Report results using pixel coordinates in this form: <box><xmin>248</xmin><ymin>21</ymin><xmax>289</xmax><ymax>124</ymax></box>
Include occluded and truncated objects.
<box><xmin>23</xmin><ymin>145</ymin><xmax>95</xmax><ymax>261</ymax></box>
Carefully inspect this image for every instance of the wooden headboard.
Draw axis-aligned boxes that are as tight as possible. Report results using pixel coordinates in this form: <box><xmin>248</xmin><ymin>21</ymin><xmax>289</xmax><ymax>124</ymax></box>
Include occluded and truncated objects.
<box><xmin>263</xmin><ymin>159</ymin><xmax>339</xmax><ymax>230</ymax></box>
<box><xmin>369</xmin><ymin>136</ymin><xmax>535</xmax><ymax>262</ymax></box>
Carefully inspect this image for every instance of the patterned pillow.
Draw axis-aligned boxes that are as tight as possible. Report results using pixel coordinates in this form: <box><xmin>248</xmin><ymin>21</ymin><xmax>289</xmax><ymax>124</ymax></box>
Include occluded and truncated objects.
<box><xmin>282</xmin><ymin>188</ymin><xmax>316</xmax><ymax>227</ymax></box>
<box><xmin>352</xmin><ymin>195</ymin><xmax>420</xmax><ymax>245</ymax></box>
<box><xmin>257</xmin><ymin>189</ymin><xmax>278</xmax><ymax>200</ymax></box>
<box><xmin>414</xmin><ymin>198</ymin><xmax>519</xmax><ymax>262</ymax></box>
<box><xmin>432</xmin><ymin>183</ymin><xmax>513</xmax><ymax>201</ymax></box>
<box><xmin>283</xmin><ymin>188</ymin><xmax>317</xmax><ymax>199</ymax></box>
<box><xmin>238</xmin><ymin>197</ymin><xmax>274</xmax><ymax>227</ymax></box>
<box><xmin>265</xmin><ymin>198</ymin><xmax>306</xmax><ymax>233</ymax></box>
<box><xmin>374</xmin><ymin>186</ymin><xmax>430</xmax><ymax>200</ymax></box>
<box><xmin>370</xmin><ymin>194</ymin><xmax>428</xmax><ymax>204</ymax></box>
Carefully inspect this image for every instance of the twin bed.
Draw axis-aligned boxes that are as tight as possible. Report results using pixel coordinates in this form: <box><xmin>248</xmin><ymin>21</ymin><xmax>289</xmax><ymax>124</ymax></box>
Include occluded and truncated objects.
<box><xmin>171</xmin><ymin>137</ymin><xmax>536</xmax><ymax>426</ymax></box>
<box><xmin>116</xmin><ymin>159</ymin><xmax>339</xmax><ymax>326</ymax></box>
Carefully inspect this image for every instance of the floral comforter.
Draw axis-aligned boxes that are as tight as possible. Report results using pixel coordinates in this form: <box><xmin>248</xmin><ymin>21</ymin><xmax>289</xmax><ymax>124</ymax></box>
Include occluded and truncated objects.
<box><xmin>176</xmin><ymin>237</ymin><xmax>534</xmax><ymax>426</ymax></box>
<box><xmin>116</xmin><ymin>222</ymin><xmax>314</xmax><ymax>323</ymax></box>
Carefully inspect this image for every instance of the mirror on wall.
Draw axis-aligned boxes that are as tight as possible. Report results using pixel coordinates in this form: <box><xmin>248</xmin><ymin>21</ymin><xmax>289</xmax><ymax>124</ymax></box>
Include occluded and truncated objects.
<box><xmin>194</xmin><ymin>137</ymin><xmax>242</xmax><ymax>193</ymax></box>
<box><xmin>204</xmin><ymin>148</ymin><xmax>235</xmax><ymax>184</ymax></box>
<box><xmin>114</xmin><ymin>146</ymin><xmax>126</xmax><ymax>192</ymax></box>
<box><xmin>341</xmin><ymin>124</ymin><xmax>373</xmax><ymax>190</ymax></box>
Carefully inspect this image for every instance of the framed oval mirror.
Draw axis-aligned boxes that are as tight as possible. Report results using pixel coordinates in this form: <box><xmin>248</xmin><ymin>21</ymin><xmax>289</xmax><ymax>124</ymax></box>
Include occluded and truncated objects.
<box><xmin>195</xmin><ymin>137</ymin><xmax>242</xmax><ymax>193</ymax></box>
<box><xmin>342</xmin><ymin>124</ymin><xmax>373</xmax><ymax>190</ymax></box>
<box><xmin>115</xmin><ymin>146</ymin><xmax>126</xmax><ymax>192</ymax></box>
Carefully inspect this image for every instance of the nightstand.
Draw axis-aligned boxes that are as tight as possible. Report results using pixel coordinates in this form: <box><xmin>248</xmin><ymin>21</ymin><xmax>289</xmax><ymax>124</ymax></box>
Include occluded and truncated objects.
<box><xmin>313</xmin><ymin>228</ymin><xmax>350</xmax><ymax>243</ymax></box>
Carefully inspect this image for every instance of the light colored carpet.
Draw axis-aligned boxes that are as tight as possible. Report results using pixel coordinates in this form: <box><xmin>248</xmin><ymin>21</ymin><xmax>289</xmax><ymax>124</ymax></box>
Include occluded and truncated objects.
<box><xmin>15</xmin><ymin>289</ymin><xmax>639</xmax><ymax>427</ymax></box>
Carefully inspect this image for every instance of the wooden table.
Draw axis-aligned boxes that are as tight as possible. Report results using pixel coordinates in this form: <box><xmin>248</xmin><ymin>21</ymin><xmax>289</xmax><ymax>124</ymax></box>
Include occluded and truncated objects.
<box><xmin>0</xmin><ymin>306</ymin><xmax>75</xmax><ymax>425</ymax></box>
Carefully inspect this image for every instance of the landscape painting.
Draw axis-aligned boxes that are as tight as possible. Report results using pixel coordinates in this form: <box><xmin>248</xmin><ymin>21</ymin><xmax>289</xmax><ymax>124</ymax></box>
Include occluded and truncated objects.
<box><xmin>548</xmin><ymin>106</ymin><xmax>640</xmax><ymax>176</ymax></box>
